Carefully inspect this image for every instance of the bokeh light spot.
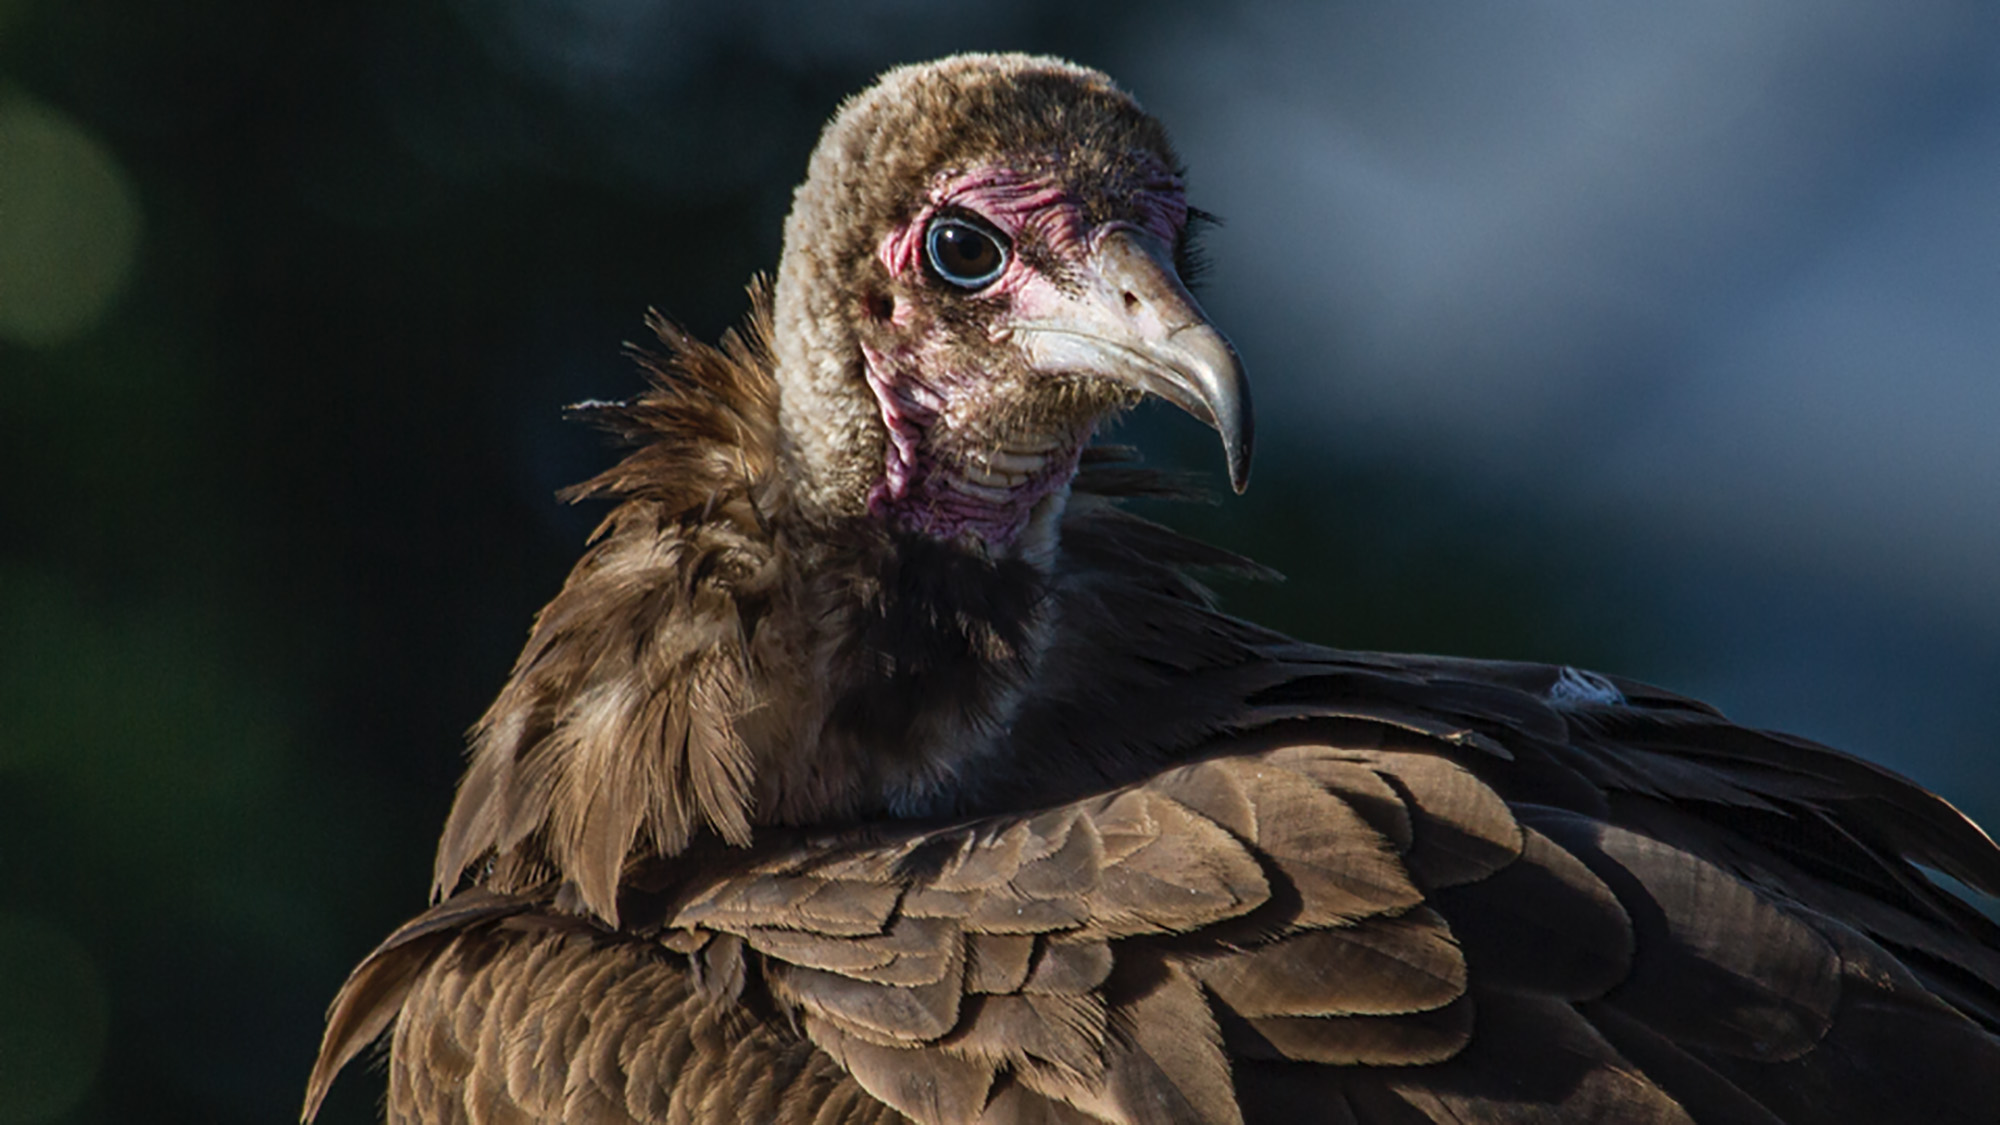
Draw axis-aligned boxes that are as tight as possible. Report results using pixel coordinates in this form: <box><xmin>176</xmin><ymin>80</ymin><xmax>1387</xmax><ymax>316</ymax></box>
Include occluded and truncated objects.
<box><xmin>0</xmin><ymin>95</ymin><xmax>141</xmax><ymax>348</ymax></box>
<box><xmin>0</xmin><ymin>914</ymin><xmax>108</xmax><ymax>1124</ymax></box>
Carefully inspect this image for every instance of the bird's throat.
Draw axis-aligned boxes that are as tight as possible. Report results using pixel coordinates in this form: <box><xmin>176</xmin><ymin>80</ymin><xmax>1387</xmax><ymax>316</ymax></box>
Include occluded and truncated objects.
<box><xmin>860</xmin><ymin>348</ymin><xmax>1092</xmax><ymax>554</ymax></box>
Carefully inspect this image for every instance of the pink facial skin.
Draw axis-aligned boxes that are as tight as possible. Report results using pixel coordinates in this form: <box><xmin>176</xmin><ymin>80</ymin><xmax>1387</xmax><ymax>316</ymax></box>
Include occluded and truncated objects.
<box><xmin>864</xmin><ymin>161</ymin><xmax>1189</xmax><ymax>549</ymax></box>
<box><xmin>859</xmin><ymin>338</ymin><xmax>940</xmax><ymax>505</ymax></box>
<box><xmin>878</xmin><ymin>165</ymin><xmax>1187</xmax><ymax>288</ymax></box>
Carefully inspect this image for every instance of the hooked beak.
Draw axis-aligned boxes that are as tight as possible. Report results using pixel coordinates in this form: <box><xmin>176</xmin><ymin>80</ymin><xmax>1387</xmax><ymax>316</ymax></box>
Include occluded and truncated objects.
<box><xmin>1013</xmin><ymin>228</ymin><xmax>1254</xmax><ymax>492</ymax></box>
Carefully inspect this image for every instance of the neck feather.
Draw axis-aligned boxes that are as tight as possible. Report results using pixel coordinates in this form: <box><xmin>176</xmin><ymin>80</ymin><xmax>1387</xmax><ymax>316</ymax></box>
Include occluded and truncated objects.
<box><xmin>432</xmin><ymin>301</ymin><xmax>1061</xmax><ymax>925</ymax></box>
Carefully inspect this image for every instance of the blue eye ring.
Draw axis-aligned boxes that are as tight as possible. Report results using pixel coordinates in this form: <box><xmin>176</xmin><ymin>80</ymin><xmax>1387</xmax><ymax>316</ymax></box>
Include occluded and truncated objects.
<box><xmin>924</xmin><ymin>216</ymin><xmax>1009</xmax><ymax>289</ymax></box>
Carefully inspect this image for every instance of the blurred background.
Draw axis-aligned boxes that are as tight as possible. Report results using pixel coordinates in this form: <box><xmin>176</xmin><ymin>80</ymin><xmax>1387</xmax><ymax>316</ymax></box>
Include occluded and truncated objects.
<box><xmin>2</xmin><ymin>0</ymin><xmax>1997</xmax><ymax>1120</ymax></box>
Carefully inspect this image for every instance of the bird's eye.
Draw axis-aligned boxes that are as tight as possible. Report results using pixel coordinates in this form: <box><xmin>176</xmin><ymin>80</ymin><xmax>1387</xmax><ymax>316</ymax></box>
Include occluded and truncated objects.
<box><xmin>924</xmin><ymin>217</ymin><xmax>1009</xmax><ymax>289</ymax></box>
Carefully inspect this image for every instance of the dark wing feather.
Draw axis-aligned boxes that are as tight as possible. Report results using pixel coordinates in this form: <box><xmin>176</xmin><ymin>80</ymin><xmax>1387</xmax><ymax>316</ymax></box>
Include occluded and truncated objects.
<box><xmin>314</xmin><ymin>667</ymin><xmax>2000</xmax><ymax>1124</ymax></box>
<box><xmin>302</xmin><ymin>890</ymin><xmax>534</xmax><ymax>1121</ymax></box>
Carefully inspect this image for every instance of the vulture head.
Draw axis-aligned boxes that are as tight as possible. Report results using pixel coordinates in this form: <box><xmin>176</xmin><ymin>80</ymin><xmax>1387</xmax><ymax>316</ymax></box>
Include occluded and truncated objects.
<box><xmin>771</xmin><ymin>53</ymin><xmax>1250</xmax><ymax>559</ymax></box>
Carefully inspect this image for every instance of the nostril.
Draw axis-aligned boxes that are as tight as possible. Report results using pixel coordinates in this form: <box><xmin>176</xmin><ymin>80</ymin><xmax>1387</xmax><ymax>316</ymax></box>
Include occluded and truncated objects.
<box><xmin>864</xmin><ymin>293</ymin><xmax>895</xmax><ymax>322</ymax></box>
<box><xmin>1121</xmin><ymin>290</ymin><xmax>1139</xmax><ymax>313</ymax></box>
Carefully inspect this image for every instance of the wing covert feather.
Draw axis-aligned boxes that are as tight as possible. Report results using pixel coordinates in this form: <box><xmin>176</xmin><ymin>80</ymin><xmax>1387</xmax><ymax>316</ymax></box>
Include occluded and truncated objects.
<box><xmin>313</xmin><ymin>656</ymin><xmax>2000</xmax><ymax>1125</ymax></box>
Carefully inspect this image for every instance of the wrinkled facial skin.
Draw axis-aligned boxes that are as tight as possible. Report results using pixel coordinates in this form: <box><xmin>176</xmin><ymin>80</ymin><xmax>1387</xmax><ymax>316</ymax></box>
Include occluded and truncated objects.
<box><xmin>855</xmin><ymin>158</ymin><xmax>1191</xmax><ymax>553</ymax></box>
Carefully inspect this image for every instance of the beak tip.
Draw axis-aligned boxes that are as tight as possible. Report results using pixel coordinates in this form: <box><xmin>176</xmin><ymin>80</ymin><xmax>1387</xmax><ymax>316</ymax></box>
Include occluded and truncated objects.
<box><xmin>1222</xmin><ymin>375</ymin><xmax>1253</xmax><ymax>495</ymax></box>
<box><xmin>1226</xmin><ymin>435</ymin><xmax>1252</xmax><ymax>494</ymax></box>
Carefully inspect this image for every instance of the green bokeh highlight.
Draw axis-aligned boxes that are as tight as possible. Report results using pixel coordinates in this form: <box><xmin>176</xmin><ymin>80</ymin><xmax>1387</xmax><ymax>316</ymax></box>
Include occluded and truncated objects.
<box><xmin>0</xmin><ymin>96</ymin><xmax>140</xmax><ymax>347</ymax></box>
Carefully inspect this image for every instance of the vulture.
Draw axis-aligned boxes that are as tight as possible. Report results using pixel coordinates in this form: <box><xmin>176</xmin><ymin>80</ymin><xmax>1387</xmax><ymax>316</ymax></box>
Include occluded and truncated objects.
<box><xmin>306</xmin><ymin>54</ymin><xmax>2000</xmax><ymax>1124</ymax></box>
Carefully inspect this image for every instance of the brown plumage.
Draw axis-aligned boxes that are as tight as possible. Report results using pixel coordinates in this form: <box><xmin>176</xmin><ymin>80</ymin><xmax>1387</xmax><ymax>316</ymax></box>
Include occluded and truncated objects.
<box><xmin>305</xmin><ymin>54</ymin><xmax>2000</xmax><ymax>1124</ymax></box>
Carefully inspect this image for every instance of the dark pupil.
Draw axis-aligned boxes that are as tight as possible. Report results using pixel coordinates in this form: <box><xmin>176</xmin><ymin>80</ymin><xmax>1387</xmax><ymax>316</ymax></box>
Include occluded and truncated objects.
<box><xmin>933</xmin><ymin>223</ymin><xmax>1001</xmax><ymax>282</ymax></box>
